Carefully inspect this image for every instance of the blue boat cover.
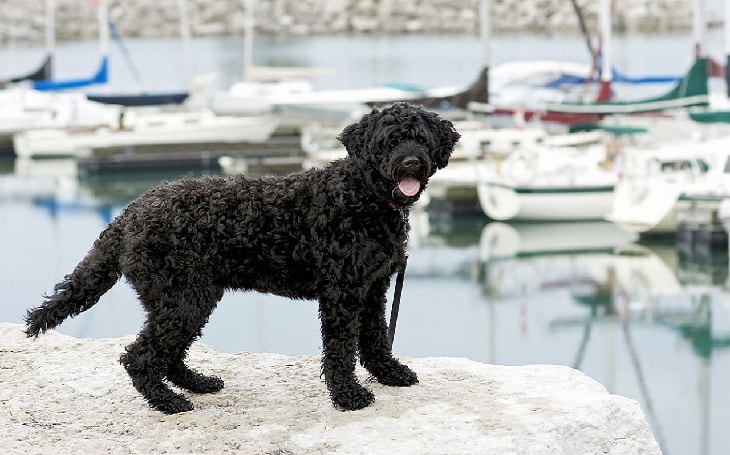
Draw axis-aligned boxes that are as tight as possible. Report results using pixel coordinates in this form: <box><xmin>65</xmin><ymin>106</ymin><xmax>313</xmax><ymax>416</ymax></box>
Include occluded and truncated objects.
<box><xmin>32</xmin><ymin>57</ymin><xmax>108</xmax><ymax>91</ymax></box>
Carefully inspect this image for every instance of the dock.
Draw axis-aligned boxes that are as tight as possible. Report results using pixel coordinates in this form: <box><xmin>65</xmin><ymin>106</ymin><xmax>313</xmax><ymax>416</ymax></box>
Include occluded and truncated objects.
<box><xmin>77</xmin><ymin>135</ymin><xmax>305</xmax><ymax>176</ymax></box>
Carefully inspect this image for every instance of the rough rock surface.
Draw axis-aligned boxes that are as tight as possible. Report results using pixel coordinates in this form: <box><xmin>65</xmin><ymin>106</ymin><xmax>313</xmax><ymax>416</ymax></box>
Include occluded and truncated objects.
<box><xmin>0</xmin><ymin>322</ymin><xmax>660</xmax><ymax>455</ymax></box>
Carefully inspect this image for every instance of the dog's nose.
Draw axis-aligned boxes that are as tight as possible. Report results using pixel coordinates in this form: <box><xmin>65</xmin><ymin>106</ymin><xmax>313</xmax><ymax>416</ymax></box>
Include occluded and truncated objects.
<box><xmin>403</xmin><ymin>156</ymin><xmax>419</xmax><ymax>168</ymax></box>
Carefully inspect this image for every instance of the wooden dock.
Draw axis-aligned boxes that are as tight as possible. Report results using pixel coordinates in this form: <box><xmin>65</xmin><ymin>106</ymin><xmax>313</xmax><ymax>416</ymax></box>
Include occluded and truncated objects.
<box><xmin>77</xmin><ymin>135</ymin><xmax>305</xmax><ymax>176</ymax></box>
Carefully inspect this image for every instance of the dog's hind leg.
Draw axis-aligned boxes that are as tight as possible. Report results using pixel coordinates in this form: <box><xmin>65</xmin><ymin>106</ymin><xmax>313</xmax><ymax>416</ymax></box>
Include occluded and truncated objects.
<box><xmin>120</xmin><ymin>284</ymin><xmax>222</xmax><ymax>414</ymax></box>
<box><xmin>358</xmin><ymin>278</ymin><xmax>418</xmax><ymax>387</ymax></box>
<box><xmin>319</xmin><ymin>292</ymin><xmax>375</xmax><ymax>411</ymax></box>
<box><xmin>165</xmin><ymin>285</ymin><xmax>225</xmax><ymax>394</ymax></box>
<box><xmin>120</xmin><ymin>316</ymin><xmax>194</xmax><ymax>414</ymax></box>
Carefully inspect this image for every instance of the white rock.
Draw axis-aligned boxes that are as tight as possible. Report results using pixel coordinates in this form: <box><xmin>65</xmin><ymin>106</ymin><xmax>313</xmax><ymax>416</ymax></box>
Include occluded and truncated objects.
<box><xmin>0</xmin><ymin>323</ymin><xmax>660</xmax><ymax>455</ymax></box>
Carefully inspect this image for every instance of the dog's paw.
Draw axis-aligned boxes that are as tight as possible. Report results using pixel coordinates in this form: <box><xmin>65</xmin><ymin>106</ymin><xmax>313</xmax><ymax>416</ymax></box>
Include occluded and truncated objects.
<box><xmin>193</xmin><ymin>375</ymin><xmax>225</xmax><ymax>394</ymax></box>
<box><xmin>374</xmin><ymin>362</ymin><xmax>419</xmax><ymax>387</ymax></box>
<box><xmin>152</xmin><ymin>393</ymin><xmax>195</xmax><ymax>414</ymax></box>
<box><xmin>330</xmin><ymin>383</ymin><xmax>375</xmax><ymax>411</ymax></box>
<box><xmin>168</xmin><ymin>367</ymin><xmax>225</xmax><ymax>394</ymax></box>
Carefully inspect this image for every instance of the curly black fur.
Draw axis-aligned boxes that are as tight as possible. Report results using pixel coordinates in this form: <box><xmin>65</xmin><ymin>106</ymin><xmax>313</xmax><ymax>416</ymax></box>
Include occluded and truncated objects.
<box><xmin>24</xmin><ymin>102</ymin><xmax>460</xmax><ymax>414</ymax></box>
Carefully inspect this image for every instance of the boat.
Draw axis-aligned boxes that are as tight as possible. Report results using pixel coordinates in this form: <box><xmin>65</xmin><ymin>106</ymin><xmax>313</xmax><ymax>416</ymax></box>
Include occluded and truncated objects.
<box><xmin>83</xmin><ymin>0</ymin><xmax>196</xmax><ymax>107</ymax></box>
<box><xmin>0</xmin><ymin>55</ymin><xmax>52</xmax><ymax>87</ymax></box>
<box><xmin>474</xmin><ymin>137</ymin><xmax>617</xmax><ymax>221</ymax></box>
<box><xmin>606</xmin><ymin>137</ymin><xmax>730</xmax><ymax>235</ymax></box>
<box><xmin>13</xmin><ymin>107</ymin><xmax>278</xmax><ymax>159</ymax></box>
<box><xmin>29</xmin><ymin>0</ymin><xmax>109</xmax><ymax>92</ymax></box>
<box><xmin>0</xmin><ymin>88</ymin><xmax>123</xmax><ymax>156</ymax></box>
<box><xmin>296</xmin><ymin>116</ymin><xmax>612</xmax><ymax>215</ymax></box>
<box><xmin>429</xmin><ymin>123</ymin><xmax>610</xmax><ymax>210</ymax></box>
<box><xmin>24</xmin><ymin>0</ymin><xmax>192</xmax><ymax>107</ymax></box>
<box><xmin>542</xmin><ymin>57</ymin><xmax>713</xmax><ymax>117</ymax></box>
<box><xmin>541</xmin><ymin>0</ymin><xmax>727</xmax><ymax>124</ymax></box>
<box><xmin>484</xmin><ymin>0</ymin><xmax>696</xmax><ymax>129</ymax></box>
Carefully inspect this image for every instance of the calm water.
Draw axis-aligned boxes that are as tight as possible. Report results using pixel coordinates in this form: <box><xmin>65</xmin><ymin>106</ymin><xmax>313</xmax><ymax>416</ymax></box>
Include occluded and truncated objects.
<box><xmin>3</xmin><ymin>32</ymin><xmax>730</xmax><ymax>455</ymax></box>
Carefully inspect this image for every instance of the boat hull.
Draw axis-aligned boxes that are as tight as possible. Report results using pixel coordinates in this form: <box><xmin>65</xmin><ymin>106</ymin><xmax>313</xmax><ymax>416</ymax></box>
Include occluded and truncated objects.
<box><xmin>478</xmin><ymin>183</ymin><xmax>615</xmax><ymax>221</ymax></box>
<box><xmin>13</xmin><ymin>111</ymin><xmax>279</xmax><ymax>159</ymax></box>
<box><xmin>608</xmin><ymin>194</ymin><xmax>725</xmax><ymax>234</ymax></box>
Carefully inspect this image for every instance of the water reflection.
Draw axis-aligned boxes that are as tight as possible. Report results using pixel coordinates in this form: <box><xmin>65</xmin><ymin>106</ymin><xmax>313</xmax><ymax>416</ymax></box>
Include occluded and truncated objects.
<box><xmin>411</xmin><ymin>212</ymin><xmax>730</xmax><ymax>455</ymax></box>
<box><xmin>2</xmin><ymin>159</ymin><xmax>730</xmax><ymax>454</ymax></box>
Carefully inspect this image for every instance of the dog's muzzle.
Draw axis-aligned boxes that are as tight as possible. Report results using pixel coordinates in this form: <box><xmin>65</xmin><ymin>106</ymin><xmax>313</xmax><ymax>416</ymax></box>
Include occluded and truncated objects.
<box><xmin>396</xmin><ymin>156</ymin><xmax>422</xmax><ymax>197</ymax></box>
<box><xmin>389</xmin><ymin>153</ymin><xmax>431</xmax><ymax>205</ymax></box>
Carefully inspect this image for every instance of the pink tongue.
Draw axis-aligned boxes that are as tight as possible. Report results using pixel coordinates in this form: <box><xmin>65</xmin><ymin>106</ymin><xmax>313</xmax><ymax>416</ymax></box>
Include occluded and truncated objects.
<box><xmin>398</xmin><ymin>176</ymin><xmax>421</xmax><ymax>197</ymax></box>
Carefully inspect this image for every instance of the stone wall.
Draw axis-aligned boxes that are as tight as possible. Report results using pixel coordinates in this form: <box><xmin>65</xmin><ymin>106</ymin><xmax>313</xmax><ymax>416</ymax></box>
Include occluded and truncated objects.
<box><xmin>0</xmin><ymin>0</ymin><xmax>717</xmax><ymax>44</ymax></box>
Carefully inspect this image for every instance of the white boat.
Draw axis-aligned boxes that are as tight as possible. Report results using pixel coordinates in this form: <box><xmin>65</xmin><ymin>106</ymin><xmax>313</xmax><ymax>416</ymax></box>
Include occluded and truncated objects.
<box><xmin>475</xmin><ymin>139</ymin><xmax>617</xmax><ymax>221</ymax></box>
<box><xmin>606</xmin><ymin>137</ymin><xmax>730</xmax><ymax>235</ymax></box>
<box><xmin>13</xmin><ymin>107</ymin><xmax>279</xmax><ymax>159</ymax></box>
<box><xmin>0</xmin><ymin>88</ymin><xmax>122</xmax><ymax>154</ymax></box>
<box><xmin>297</xmin><ymin>117</ymin><xmax>611</xmax><ymax>215</ymax></box>
<box><xmin>210</xmin><ymin>0</ymin><xmax>464</xmax><ymax>121</ymax></box>
<box><xmin>428</xmin><ymin>124</ymin><xmax>607</xmax><ymax>208</ymax></box>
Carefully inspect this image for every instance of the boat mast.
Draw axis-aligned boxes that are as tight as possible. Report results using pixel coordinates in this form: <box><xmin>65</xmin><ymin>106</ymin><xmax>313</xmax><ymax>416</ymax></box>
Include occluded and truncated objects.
<box><xmin>478</xmin><ymin>0</ymin><xmax>490</xmax><ymax>104</ymax></box>
<box><xmin>724</xmin><ymin>0</ymin><xmax>730</xmax><ymax>96</ymax></box>
<box><xmin>44</xmin><ymin>0</ymin><xmax>55</xmax><ymax>79</ymax></box>
<box><xmin>243</xmin><ymin>0</ymin><xmax>254</xmax><ymax>81</ymax></box>
<box><xmin>692</xmin><ymin>0</ymin><xmax>706</xmax><ymax>58</ymax></box>
<box><xmin>97</xmin><ymin>0</ymin><xmax>109</xmax><ymax>61</ymax></box>
<box><xmin>597</xmin><ymin>0</ymin><xmax>612</xmax><ymax>101</ymax></box>
<box><xmin>177</xmin><ymin>0</ymin><xmax>195</xmax><ymax>87</ymax></box>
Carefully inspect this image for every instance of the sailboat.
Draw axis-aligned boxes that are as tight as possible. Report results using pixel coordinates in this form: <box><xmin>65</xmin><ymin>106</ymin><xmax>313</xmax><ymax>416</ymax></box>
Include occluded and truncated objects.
<box><xmin>540</xmin><ymin>0</ymin><xmax>714</xmax><ymax>120</ymax></box>
<box><xmin>211</xmin><ymin>0</ymin><xmax>469</xmax><ymax>125</ymax></box>
<box><xmin>1</xmin><ymin>55</ymin><xmax>52</xmax><ymax>87</ymax></box>
<box><xmin>406</xmin><ymin>0</ymin><xmax>686</xmax><ymax>125</ymax></box>
<box><xmin>29</xmin><ymin>0</ymin><xmax>109</xmax><ymax>92</ymax></box>
<box><xmin>28</xmin><ymin>0</ymin><xmax>192</xmax><ymax>106</ymax></box>
<box><xmin>542</xmin><ymin>57</ymin><xmax>711</xmax><ymax>116</ymax></box>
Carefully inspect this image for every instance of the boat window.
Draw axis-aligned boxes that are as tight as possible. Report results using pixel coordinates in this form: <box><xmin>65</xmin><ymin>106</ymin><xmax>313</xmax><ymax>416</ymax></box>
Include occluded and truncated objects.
<box><xmin>659</xmin><ymin>159</ymin><xmax>707</xmax><ymax>173</ymax></box>
<box><xmin>659</xmin><ymin>161</ymin><xmax>684</xmax><ymax>172</ymax></box>
<box><xmin>724</xmin><ymin>157</ymin><xmax>730</xmax><ymax>173</ymax></box>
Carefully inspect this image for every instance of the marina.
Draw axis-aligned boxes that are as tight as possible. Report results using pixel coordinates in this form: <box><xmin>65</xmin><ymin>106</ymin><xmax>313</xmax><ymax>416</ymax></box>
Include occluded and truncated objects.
<box><xmin>3</xmin><ymin>16</ymin><xmax>730</xmax><ymax>454</ymax></box>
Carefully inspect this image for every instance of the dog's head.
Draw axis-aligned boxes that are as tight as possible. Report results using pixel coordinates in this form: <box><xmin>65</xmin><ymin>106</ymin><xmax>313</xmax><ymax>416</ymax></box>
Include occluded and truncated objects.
<box><xmin>337</xmin><ymin>102</ymin><xmax>460</xmax><ymax>207</ymax></box>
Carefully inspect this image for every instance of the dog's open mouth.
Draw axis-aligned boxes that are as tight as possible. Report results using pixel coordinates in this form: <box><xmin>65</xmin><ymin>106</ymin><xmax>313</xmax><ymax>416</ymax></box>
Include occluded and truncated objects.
<box><xmin>398</xmin><ymin>176</ymin><xmax>421</xmax><ymax>197</ymax></box>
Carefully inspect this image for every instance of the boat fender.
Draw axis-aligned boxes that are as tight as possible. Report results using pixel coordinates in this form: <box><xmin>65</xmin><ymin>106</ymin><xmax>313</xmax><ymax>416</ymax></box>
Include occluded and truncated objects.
<box><xmin>504</xmin><ymin>151</ymin><xmax>537</xmax><ymax>185</ymax></box>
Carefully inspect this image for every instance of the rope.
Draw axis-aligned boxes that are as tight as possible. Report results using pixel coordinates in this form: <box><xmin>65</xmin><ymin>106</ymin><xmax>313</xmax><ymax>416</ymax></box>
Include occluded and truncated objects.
<box><xmin>107</xmin><ymin>19</ymin><xmax>146</xmax><ymax>91</ymax></box>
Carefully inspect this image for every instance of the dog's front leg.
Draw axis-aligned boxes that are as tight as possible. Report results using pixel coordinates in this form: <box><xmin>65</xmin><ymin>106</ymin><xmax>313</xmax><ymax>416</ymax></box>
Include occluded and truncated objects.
<box><xmin>358</xmin><ymin>277</ymin><xmax>419</xmax><ymax>387</ymax></box>
<box><xmin>318</xmin><ymin>293</ymin><xmax>374</xmax><ymax>410</ymax></box>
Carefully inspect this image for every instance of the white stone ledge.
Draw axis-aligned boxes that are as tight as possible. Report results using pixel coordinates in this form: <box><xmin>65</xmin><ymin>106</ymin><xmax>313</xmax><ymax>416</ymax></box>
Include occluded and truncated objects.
<box><xmin>0</xmin><ymin>322</ymin><xmax>660</xmax><ymax>454</ymax></box>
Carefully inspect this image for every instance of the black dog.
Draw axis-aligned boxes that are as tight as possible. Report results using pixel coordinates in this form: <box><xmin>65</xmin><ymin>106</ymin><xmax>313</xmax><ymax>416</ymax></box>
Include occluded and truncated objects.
<box><xmin>25</xmin><ymin>102</ymin><xmax>460</xmax><ymax>414</ymax></box>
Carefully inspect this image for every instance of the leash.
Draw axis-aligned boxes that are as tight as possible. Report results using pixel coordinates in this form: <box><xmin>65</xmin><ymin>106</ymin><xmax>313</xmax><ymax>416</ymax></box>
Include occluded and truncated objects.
<box><xmin>387</xmin><ymin>252</ymin><xmax>408</xmax><ymax>347</ymax></box>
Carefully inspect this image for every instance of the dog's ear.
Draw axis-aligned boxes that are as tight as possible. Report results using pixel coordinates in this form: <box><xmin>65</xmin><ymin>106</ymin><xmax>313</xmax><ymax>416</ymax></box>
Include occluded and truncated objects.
<box><xmin>337</xmin><ymin>108</ymin><xmax>378</xmax><ymax>159</ymax></box>
<box><xmin>337</xmin><ymin>122</ymin><xmax>365</xmax><ymax>157</ymax></box>
<box><xmin>432</xmin><ymin>117</ymin><xmax>461</xmax><ymax>170</ymax></box>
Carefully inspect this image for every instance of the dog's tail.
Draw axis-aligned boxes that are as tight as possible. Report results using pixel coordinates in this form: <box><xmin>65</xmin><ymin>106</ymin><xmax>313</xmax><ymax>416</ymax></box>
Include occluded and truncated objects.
<box><xmin>25</xmin><ymin>220</ymin><xmax>124</xmax><ymax>338</ymax></box>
